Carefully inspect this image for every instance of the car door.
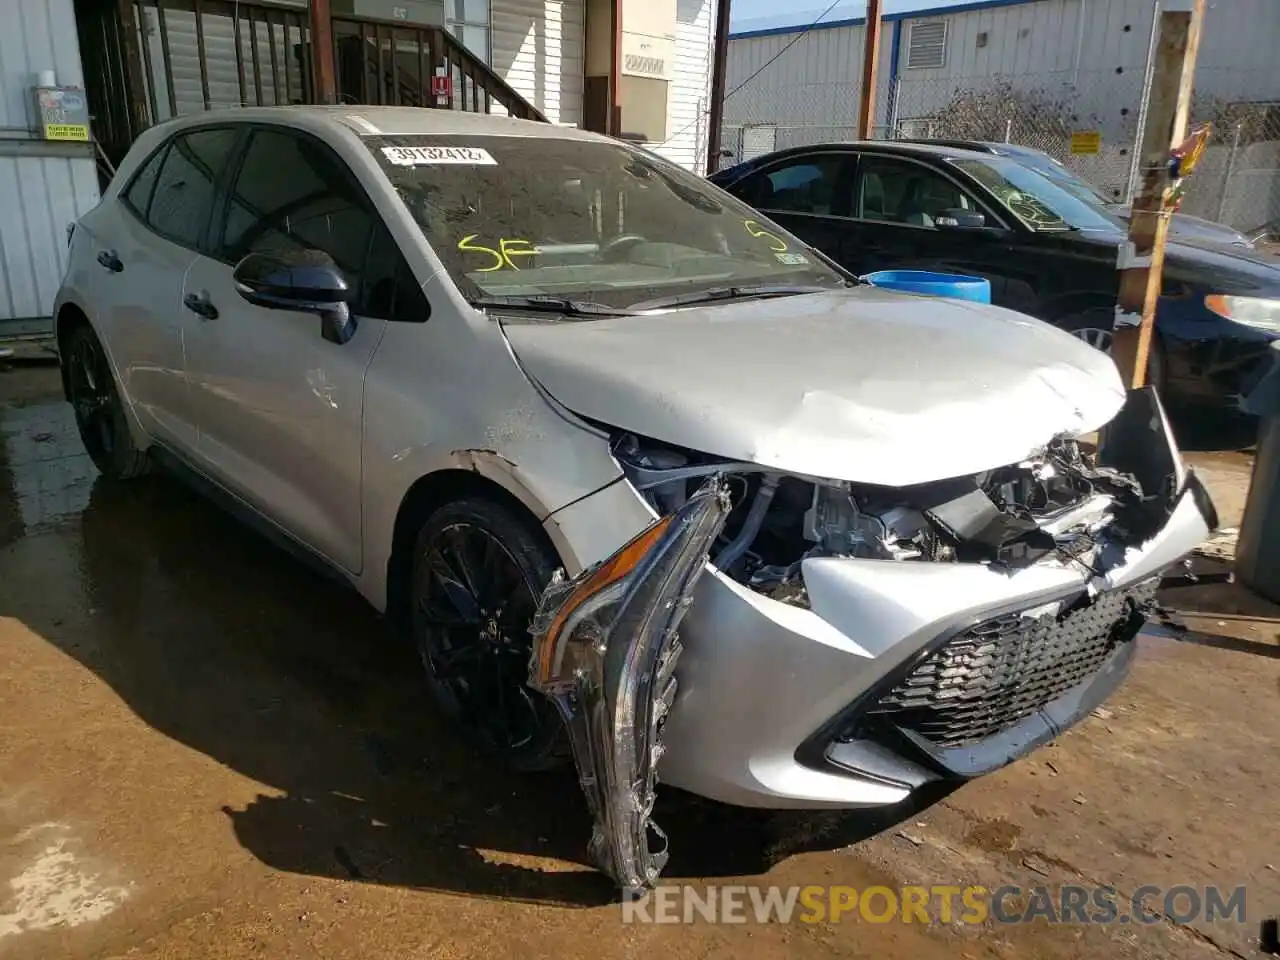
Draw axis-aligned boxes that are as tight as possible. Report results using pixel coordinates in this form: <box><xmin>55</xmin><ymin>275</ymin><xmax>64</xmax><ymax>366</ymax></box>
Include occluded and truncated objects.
<box><xmin>719</xmin><ymin>150</ymin><xmax>858</xmax><ymax>265</ymax></box>
<box><xmin>839</xmin><ymin>153</ymin><xmax>1020</xmax><ymax>302</ymax></box>
<box><xmin>181</xmin><ymin>125</ymin><xmax>425</xmax><ymax>574</ymax></box>
<box><xmin>93</xmin><ymin>128</ymin><xmax>239</xmax><ymax>449</ymax></box>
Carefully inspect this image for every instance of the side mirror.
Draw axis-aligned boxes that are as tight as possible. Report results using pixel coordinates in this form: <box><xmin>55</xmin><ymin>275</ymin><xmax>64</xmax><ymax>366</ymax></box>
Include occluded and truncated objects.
<box><xmin>233</xmin><ymin>249</ymin><xmax>358</xmax><ymax>345</ymax></box>
<box><xmin>934</xmin><ymin>208</ymin><xmax>987</xmax><ymax>230</ymax></box>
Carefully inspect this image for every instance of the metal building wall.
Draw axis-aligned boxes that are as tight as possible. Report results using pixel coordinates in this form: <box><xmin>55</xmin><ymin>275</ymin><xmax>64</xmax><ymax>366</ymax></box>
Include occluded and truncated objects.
<box><xmin>0</xmin><ymin>0</ymin><xmax>101</xmax><ymax>333</ymax></box>
<box><xmin>724</xmin><ymin>20</ymin><xmax>894</xmax><ymax>138</ymax></box>
<box><xmin>728</xmin><ymin>0</ymin><xmax>1280</xmax><ymax>138</ymax></box>
<box><xmin>888</xmin><ymin>0</ymin><xmax>1156</xmax><ymax>156</ymax></box>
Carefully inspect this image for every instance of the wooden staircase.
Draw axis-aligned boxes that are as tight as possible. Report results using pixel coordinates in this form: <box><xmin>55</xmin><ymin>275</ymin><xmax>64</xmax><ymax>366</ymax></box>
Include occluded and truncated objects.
<box><xmin>332</xmin><ymin>16</ymin><xmax>547</xmax><ymax>123</ymax></box>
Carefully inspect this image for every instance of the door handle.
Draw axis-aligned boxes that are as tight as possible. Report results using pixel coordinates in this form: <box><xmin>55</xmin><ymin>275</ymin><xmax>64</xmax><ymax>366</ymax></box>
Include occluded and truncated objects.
<box><xmin>183</xmin><ymin>290</ymin><xmax>219</xmax><ymax>321</ymax></box>
<box><xmin>96</xmin><ymin>249</ymin><xmax>123</xmax><ymax>273</ymax></box>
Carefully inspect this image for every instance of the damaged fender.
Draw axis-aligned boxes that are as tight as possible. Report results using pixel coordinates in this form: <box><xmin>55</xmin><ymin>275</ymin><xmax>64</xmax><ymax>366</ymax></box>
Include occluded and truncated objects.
<box><xmin>527</xmin><ymin>478</ymin><xmax>732</xmax><ymax>892</ymax></box>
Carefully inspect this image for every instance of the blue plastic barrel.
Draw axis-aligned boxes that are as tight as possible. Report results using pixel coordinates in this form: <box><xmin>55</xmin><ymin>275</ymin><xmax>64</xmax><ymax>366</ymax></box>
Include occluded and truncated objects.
<box><xmin>862</xmin><ymin>269</ymin><xmax>992</xmax><ymax>305</ymax></box>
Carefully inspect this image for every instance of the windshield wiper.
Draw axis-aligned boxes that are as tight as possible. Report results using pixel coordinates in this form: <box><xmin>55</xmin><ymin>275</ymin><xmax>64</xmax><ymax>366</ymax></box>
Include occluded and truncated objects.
<box><xmin>629</xmin><ymin>284</ymin><xmax>833</xmax><ymax>311</ymax></box>
<box><xmin>471</xmin><ymin>295</ymin><xmax>635</xmax><ymax>317</ymax></box>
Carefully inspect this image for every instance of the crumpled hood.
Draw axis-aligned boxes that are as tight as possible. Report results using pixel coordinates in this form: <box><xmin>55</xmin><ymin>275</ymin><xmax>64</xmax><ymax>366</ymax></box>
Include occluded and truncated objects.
<box><xmin>501</xmin><ymin>288</ymin><xmax>1126</xmax><ymax>487</ymax></box>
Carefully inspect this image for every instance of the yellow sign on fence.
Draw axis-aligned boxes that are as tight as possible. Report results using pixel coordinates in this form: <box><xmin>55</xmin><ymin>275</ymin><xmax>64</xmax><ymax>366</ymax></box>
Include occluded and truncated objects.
<box><xmin>1070</xmin><ymin>131</ymin><xmax>1102</xmax><ymax>155</ymax></box>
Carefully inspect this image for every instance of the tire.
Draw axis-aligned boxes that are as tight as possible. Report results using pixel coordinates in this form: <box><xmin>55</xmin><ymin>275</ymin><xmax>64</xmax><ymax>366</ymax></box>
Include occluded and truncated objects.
<box><xmin>1057</xmin><ymin>310</ymin><xmax>1167</xmax><ymax>398</ymax></box>
<box><xmin>62</xmin><ymin>323</ymin><xmax>150</xmax><ymax>480</ymax></box>
<box><xmin>409</xmin><ymin>496</ymin><xmax>567</xmax><ymax>771</ymax></box>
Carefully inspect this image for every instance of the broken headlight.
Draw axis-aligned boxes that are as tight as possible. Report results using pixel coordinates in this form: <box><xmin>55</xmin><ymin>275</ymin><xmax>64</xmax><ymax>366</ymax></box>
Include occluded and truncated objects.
<box><xmin>528</xmin><ymin>478</ymin><xmax>731</xmax><ymax>892</ymax></box>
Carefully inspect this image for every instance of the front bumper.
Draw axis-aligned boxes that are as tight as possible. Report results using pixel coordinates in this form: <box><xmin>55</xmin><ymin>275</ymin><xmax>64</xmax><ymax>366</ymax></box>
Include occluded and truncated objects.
<box><xmin>548</xmin><ymin>475</ymin><xmax>1213</xmax><ymax>811</ymax></box>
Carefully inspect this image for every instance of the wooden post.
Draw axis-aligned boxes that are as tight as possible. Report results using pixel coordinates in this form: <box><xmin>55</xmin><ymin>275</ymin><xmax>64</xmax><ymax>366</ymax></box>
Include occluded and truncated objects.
<box><xmin>706</xmin><ymin>0</ymin><xmax>733</xmax><ymax>172</ymax></box>
<box><xmin>309</xmin><ymin>0</ymin><xmax>338</xmax><ymax>105</ymax></box>
<box><xmin>857</xmin><ymin>0</ymin><xmax>883</xmax><ymax>139</ymax></box>
<box><xmin>1109</xmin><ymin>0</ymin><xmax>1205</xmax><ymax>390</ymax></box>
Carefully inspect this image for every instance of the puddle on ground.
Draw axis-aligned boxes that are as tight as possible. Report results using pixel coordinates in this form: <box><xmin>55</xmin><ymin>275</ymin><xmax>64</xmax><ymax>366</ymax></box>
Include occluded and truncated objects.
<box><xmin>0</xmin><ymin>398</ymin><xmax>97</xmax><ymax>545</ymax></box>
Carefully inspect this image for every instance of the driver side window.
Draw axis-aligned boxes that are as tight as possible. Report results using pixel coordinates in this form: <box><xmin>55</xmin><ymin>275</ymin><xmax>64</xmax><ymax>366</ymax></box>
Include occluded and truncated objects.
<box><xmin>856</xmin><ymin>156</ymin><xmax>978</xmax><ymax>228</ymax></box>
<box><xmin>216</xmin><ymin>128</ymin><xmax>426</xmax><ymax>322</ymax></box>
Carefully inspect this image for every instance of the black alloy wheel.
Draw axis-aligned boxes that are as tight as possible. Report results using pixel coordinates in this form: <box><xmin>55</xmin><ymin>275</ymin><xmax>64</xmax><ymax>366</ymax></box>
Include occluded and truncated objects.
<box><xmin>410</xmin><ymin>498</ymin><xmax>565</xmax><ymax>771</ymax></box>
<box><xmin>64</xmin><ymin>324</ymin><xmax>149</xmax><ymax>479</ymax></box>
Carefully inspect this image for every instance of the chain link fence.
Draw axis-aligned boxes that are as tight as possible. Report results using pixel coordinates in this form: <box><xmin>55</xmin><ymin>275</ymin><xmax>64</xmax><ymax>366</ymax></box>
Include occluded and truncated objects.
<box><xmin>721</xmin><ymin>66</ymin><xmax>1280</xmax><ymax>237</ymax></box>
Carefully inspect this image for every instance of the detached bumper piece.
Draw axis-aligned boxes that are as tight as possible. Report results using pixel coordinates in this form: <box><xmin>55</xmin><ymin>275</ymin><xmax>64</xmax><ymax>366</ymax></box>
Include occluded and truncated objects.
<box><xmin>837</xmin><ymin>578</ymin><xmax>1160</xmax><ymax>779</ymax></box>
<box><xmin>528</xmin><ymin>478</ymin><xmax>731</xmax><ymax>893</ymax></box>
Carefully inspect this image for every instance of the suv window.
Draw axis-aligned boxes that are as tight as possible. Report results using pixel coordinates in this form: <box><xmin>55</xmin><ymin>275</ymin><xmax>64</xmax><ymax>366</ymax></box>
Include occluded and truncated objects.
<box><xmin>148</xmin><ymin>128</ymin><xmax>239</xmax><ymax>248</ymax></box>
<box><xmin>122</xmin><ymin>145</ymin><xmax>168</xmax><ymax>218</ymax></box>
<box><xmin>736</xmin><ymin>154</ymin><xmax>852</xmax><ymax>215</ymax></box>
<box><xmin>218</xmin><ymin>128</ymin><xmax>425</xmax><ymax>321</ymax></box>
<box><xmin>857</xmin><ymin>156</ymin><xmax>978</xmax><ymax>227</ymax></box>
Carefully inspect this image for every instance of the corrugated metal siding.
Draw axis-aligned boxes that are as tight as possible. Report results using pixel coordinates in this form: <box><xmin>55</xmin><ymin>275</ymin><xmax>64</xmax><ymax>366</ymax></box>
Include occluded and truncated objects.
<box><xmin>724</xmin><ymin>20</ymin><xmax>894</xmax><ymax>138</ymax></box>
<box><xmin>0</xmin><ymin>0</ymin><xmax>101</xmax><ymax>325</ymax></box>
<box><xmin>728</xmin><ymin>0</ymin><xmax>1280</xmax><ymax>138</ymax></box>
<box><xmin>491</xmin><ymin>0</ymin><xmax>585</xmax><ymax>125</ymax></box>
<box><xmin>1194</xmin><ymin>0</ymin><xmax>1280</xmax><ymax>103</ymax></box>
<box><xmin>651</xmin><ymin>0</ymin><xmax>716</xmax><ymax>172</ymax></box>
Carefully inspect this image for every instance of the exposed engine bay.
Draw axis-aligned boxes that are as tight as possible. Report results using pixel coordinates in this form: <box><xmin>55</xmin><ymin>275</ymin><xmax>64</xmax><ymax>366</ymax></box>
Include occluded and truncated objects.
<box><xmin>612</xmin><ymin>402</ymin><xmax>1180</xmax><ymax>607</ymax></box>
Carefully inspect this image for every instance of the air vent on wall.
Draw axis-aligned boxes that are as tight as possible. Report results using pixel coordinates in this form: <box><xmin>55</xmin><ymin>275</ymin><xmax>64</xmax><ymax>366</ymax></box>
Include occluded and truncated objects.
<box><xmin>907</xmin><ymin>20</ymin><xmax>948</xmax><ymax>69</ymax></box>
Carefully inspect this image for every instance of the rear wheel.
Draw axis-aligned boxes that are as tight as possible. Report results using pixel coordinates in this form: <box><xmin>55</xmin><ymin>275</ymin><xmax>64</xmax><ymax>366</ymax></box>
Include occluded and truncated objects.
<box><xmin>409</xmin><ymin>497</ymin><xmax>566</xmax><ymax>771</ymax></box>
<box><xmin>63</xmin><ymin>323</ymin><xmax>149</xmax><ymax>480</ymax></box>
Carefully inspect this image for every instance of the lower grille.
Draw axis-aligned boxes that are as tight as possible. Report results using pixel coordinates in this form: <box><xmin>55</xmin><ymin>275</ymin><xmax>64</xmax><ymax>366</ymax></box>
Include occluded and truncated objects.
<box><xmin>861</xmin><ymin>579</ymin><xmax>1160</xmax><ymax>749</ymax></box>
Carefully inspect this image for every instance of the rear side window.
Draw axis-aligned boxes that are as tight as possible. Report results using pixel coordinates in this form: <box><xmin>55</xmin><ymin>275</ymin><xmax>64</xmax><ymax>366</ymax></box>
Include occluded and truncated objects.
<box><xmin>122</xmin><ymin>145</ymin><xmax>167</xmax><ymax>218</ymax></box>
<box><xmin>148</xmin><ymin>128</ymin><xmax>239</xmax><ymax>249</ymax></box>
<box><xmin>735</xmin><ymin>154</ymin><xmax>853</xmax><ymax>216</ymax></box>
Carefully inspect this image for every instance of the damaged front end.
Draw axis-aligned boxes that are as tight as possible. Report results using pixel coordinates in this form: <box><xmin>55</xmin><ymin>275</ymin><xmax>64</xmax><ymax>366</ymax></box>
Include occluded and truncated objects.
<box><xmin>527</xmin><ymin>478</ymin><xmax>731</xmax><ymax>893</ymax></box>
<box><xmin>528</xmin><ymin>388</ymin><xmax>1216</xmax><ymax>891</ymax></box>
<box><xmin>612</xmin><ymin>388</ymin><xmax>1212</xmax><ymax>607</ymax></box>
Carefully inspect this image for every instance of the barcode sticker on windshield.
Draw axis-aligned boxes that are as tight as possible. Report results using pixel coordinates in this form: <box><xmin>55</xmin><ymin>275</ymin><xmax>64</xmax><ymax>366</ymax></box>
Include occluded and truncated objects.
<box><xmin>381</xmin><ymin>145</ymin><xmax>497</xmax><ymax>166</ymax></box>
<box><xmin>775</xmin><ymin>252</ymin><xmax>809</xmax><ymax>265</ymax></box>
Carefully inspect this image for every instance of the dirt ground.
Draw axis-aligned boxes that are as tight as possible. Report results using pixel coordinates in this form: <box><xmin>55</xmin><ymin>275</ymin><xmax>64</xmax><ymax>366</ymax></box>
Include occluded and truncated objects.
<box><xmin>1</xmin><ymin>361</ymin><xmax>1277</xmax><ymax>960</ymax></box>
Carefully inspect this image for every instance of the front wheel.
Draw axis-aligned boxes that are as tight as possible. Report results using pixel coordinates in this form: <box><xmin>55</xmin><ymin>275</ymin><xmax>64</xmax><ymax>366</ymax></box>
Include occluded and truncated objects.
<box><xmin>409</xmin><ymin>497</ymin><xmax>566</xmax><ymax>771</ymax></box>
<box><xmin>1058</xmin><ymin>312</ymin><xmax>1166</xmax><ymax>397</ymax></box>
<box><xmin>63</xmin><ymin>323</ymin><xmax>150</xmax><ymax>480</ymax></box>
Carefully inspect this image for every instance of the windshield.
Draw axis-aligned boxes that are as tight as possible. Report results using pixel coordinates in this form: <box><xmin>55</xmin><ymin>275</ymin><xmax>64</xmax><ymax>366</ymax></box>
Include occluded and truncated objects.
<box><xmin>367</xmin><ymin>135</ymin><xmax>848</xmax><ymax>311</ymax></box>
<box><xmin>999</xmin><ymin>149</ymin><xmax>1111</xmax><ymax>205</ymax></box>
<box><xmin>950</xmin><ymin>156</ymin><xmax>1122</xmax><ymax>232</ymax></box>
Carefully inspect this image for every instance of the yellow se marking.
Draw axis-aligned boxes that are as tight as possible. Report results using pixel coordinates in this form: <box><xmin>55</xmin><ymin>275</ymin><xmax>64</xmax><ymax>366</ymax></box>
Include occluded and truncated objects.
<box><xmin>744</xmin><ymin>219</ymin><xmax>788</xmax><ymax>252</ymax></box>
<box><xmin>458</xmin><ymin>235</ymin><xmax>540</xmax><ymax>271</ymax></box>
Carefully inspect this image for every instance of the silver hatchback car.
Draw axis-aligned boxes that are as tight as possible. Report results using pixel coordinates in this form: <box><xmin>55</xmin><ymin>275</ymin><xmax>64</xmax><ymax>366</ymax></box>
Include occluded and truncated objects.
<box><xmin>55</xmin><ymin>106</ymin><xmax>1215</xmax><ymax>890</ymax></box>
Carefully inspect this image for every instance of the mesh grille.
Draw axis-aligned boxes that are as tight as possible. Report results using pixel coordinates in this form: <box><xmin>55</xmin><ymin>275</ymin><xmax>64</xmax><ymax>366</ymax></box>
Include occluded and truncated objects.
<box><xmin>863</xmin><ymin>579</ymin><xmax>1159</xmax><ymax>749</ymax></box>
